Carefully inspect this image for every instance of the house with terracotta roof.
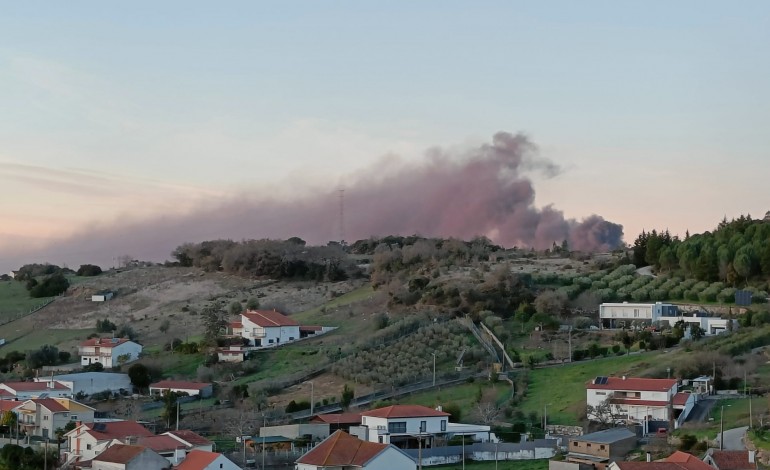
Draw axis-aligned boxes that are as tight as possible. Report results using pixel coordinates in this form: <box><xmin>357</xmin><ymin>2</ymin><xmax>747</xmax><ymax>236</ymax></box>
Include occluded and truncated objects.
<box><xmin>587</xmin><ymin>376</ymin><xmax>695</xmax><ymax>429</ymax></box>
<box><xmin>65</xmin><ymin>420</ymin><xmax>155</xmax><ymax>462</ymax></box>
<box><xmin>240</xmin><ymin>309</ymin><xmax>301</xmax><ymax>347</ymax></box>
<box><xmin>0</xmin><ymin>380</ymin><xmax>73</xmax><ymax>400</ymax></box>
<box><xmin>296</xmin><ymin>430</ymin><xmax>416</xmax><ymax>470</ymax></box>
<box><xmin>609</xmin><ymin>450</ymin><xmax>714</xmax><ymax>470</ymax></box>
<box><xmin>135</xmin><ymin>435</ymin><xmax>188</xmax><ymax>464</ymax></box>
<box><xmin>162</xmin><ymin>430</ymin><xmax>214</xmax><ymax>452</ymax></box>
<box><xmin>78</xmin><ymin>338</ymin><xmax>143</xmax><ymax>368</ymax></box>
<box><xmin>149</xmin><ymin>381</ymin><xmax>213</xmax><ymax>398</ymax></box>
<box><xmin>16</xmin><ymin>398</ymin><xmax>95</xmax><ymax>438</ymax></box>
<box><xmin>703</xmin><ymin>449</ymin><xmax>757</xmax><ymax>470</ymax></box>
<box><xmin>356</xmin><ymin>404</ymin><xmax>450</xmax><ymax>448</ymax></box>
<box><xmin>90</xmin><ymin>444</ymin><xmax>170</xmax><ymax>470</ymax></box>
<box><xmin>310</xmin><ymin>412</ymin><xmax>363</xmax><ymax>432</ymax></box>
<box><xmin>174</xmin><ymin>449</ymin><xmax>240</xmax><ymax>470</ymax></box>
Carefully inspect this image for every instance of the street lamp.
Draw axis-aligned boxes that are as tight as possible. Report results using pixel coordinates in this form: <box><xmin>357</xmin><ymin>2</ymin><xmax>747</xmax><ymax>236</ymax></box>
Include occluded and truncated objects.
<box><xmin>304</xmin><ymin>381</ymin><xmax>314</xmax><ymax>416</ymax></box>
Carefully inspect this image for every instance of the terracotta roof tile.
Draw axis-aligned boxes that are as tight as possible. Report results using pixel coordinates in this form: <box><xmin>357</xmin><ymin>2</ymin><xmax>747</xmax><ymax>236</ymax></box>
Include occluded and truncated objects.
<box><xmin>93</xmin><ymin>444</ymin><xmax>146</xmax><ymax>464</ymax></box>
<box><xmin>175</xmin><ymin>449</ymin><xmax>221</xmax><ymax>469</ymax></box>
<box><xmin>1</xmin><ymin>381</ymin><xmax>70</xmax><ymax>392</ymax></box>
<box><xmin>81</xmin><ymin>421</ymin><xmax>154</xmax><ymax>441</ymax></box>
<box><xmin>587</xmin><ymin>377</ymin><xmax>678</xmax><ymax>392</ymax></box>
<box><xmin>242</xmin><ymin>310</ymin><xmax>299</xmax><ymax>327</ymax></box>
<box><xmin>310</xmin><ymin>413</ymin><xmax>362</xmax><ymax>425</ymax></box>
<box><xmin>673</xmin><ymin>393</ymin><xmax>691</xmax><ymax>406</ymax></box>
<box><xmin>79</xmin><ymin>337</ymin><xmax>134</xmax><ymax>348</ymax></box>
<box><xmin>296</xmin><ymin>430</ymin><xmax>388</xmax><ymax>467</ymax></box>
<box><xmin>165</xmin><ymin>430</ymin><xmax>212</xmax><ymax>447</ymax></box>
<box><xmin>616</xmin><ymin>451</ymin><xmax>714</xmax><ymax>470</ymax></box>
<box><xmin>362</xmin><ymin>404</ymin><xmax>450</xmax><ymax>418</ymax></box>
<box><xmin>138</xmin><ymin>435</ymin><xmax>188</xmax><ymax>452</ymax></box>
<box><xmin>707</xmin><ymin>450</ymin><xmax>755</xmax><ymax>470</ymax></box>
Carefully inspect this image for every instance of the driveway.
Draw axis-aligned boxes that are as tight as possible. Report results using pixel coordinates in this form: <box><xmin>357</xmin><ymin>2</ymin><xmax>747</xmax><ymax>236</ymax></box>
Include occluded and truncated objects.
<box><xmin>686</xmin><ymin>398</ymin><xmax>717</xmax><ymax>423</ymax></box>
<box><xmin>717</xmin><ymin>426</ymin><xmax>749</xmax><ymax>450</ymax></box>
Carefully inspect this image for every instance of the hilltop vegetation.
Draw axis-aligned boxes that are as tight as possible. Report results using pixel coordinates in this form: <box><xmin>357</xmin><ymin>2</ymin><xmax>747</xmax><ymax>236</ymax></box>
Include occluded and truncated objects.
<box><xmin>633</xmin><ymin>214</ymin><xmax>770</xmax><ymax>287</ymax></box>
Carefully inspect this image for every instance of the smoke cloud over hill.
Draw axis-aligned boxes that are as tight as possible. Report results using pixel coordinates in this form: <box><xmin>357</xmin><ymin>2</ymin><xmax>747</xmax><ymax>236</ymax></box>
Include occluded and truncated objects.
<box><xmin>6</xmin><ymin>132</ymin><xmax>623</xmax><ymax>269</ymax></box>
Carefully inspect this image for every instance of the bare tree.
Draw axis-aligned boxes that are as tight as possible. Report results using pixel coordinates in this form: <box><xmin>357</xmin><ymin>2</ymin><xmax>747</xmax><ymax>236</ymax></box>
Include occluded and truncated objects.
<box><xmin>586</xmin><ymin>397</ymin><xmax>626</xmax><ymax>429</ymax></box>
<box><xmin>474</xmin><ymin>402</ymin><xmax>501</xmax><ymax>424</ymax></box>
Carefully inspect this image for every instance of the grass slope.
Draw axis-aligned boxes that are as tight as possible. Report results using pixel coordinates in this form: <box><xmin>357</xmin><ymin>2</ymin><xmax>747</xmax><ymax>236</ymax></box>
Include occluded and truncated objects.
<box><xmin>435</xmin><ymin>459</ymin><xmax>549</xmax><ymax>470</ymax></box>
<box><xmin>0</xmin><ymin>281</ymin><xmax>53</xmax><ymax>319</ymax></box>
<box><xmin>519</xmin><ymin>351</ymin><xmax>664</xmax><ymax>425</ymax></box>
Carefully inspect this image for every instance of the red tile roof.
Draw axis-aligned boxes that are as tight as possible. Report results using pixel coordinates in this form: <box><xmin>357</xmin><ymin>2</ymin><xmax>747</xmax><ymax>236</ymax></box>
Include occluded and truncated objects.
<box><xmin>707</xmin><ymin>450</ymin><xmax>755</xmax><ymax>470</ymax></box>
<box><xmin>0</xmin><ymin>401</ymin><xmax>20</xmax><ymax>412</ymax></box>
<box><xmin>296</xmin><ymin>430</ymin><xmax>388</xmax><ymax>467</ymax></box>
<box><xmin>93</xmin><ymin>444</ymin><xmax>146</xmax><ymax>464</ymax></box>
<box><xmin>26</xmin><ymin>398</ymin><xmax>69</xmax><ymax>412</ymax></box>
<box><xmin>242</xmin><ymin>309</ymin><xmax>299</xmax><ymax>327</ymax></box>
<box><xmin>175</xmin><ymin>449</ymin><xmax>222</xmax><ymax>470</ymax></box>
<box><xmin>300</xmin><ymin>325</ymin><xmax>323</xmax><ymax>332</ymax></box>
<box><xmin>165</xmin><ymin>430</ymin><xmax>213</xmax><ymax>447</ymax></box>
<box><xmin>0</xmin><ymin>381</ymin><xmax>70</xmax><ymax>392</ymax></box>
<box><xmin>673</xmin><ymin>393</ymin><xmax>691</xmax><ymax>406</ymax></box>
<box><xmin>362</xmin><ymin>404</ymin><xmax>450</xmax><ymax>418</ymax></box>
<box><xmin>138</xmin><ymin>435</ymin><xmax>188</xmax><ymax>452</ymax></box>
<box><xmin>587</xmin><ymin>377</ymin><xmax>678</xmax><ymax>392</ymax></box>
<box><xmin>79</xmin><ymin>337</ymin><xmax>134</xmax><ymax>348</ymax></box>
<box><xmin>81</xmin><ymin>421</ymin><xmax>154</xmax><ymax>441</ymax></box>
<box><xmin>310</xmin><ymin>413</ymin><xmax>362</xmax><ymax>425</ymax></box>
<box><xmin>615</xmin><ymin>451</ymin><xmax>713</xmax><ymax>470</ymax></box>
<box><xmin>229</xmin><ymin>321</ymin><xmax>243</xmax><ymax>328</ymax></box>
<box><xmin>150</xmin><ymin>380</ymin><xmax>211</xmax><ymax>390</ymax></box>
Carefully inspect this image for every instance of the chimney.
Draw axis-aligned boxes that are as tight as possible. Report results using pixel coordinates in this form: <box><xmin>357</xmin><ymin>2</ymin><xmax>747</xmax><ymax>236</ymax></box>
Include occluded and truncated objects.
<box><xmin>749</xmin><ymin>450</ymin><xmax>755</xmax><ymax>464</ymax></box>
<box><xmin>647</xmin><ymin>452</ymin><xmax>651</xmax><ymax>462</ymax></box>
<box><xmin>622</xmin><ymin>376</ymin><xmax>626</xmax><ymax>380</ymax></box>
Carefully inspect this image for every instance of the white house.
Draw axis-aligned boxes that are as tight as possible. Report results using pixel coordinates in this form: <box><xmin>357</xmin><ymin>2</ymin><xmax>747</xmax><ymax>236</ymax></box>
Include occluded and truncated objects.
<box><xmin>240</xmin><ymin>309</ymin><xmax>301</xmax><ymax>347</ymax></box>
<box><xmin>599</xmin><ymin>302</ymin><xmax>678</xmax><ymax>328</ymax></box>
<box><xmin>16</xmin><ymin>398</ymin><xmax>95</xmax><ymax>439</ymax></box>
<box><xmin>33</xmin><ymin>372</ymin><xmax>132</xmax><ymax>396</ymax></box>
<box><xmin>65</xmin><ymin>420</ymin><xmax>154</xmax><ymax>462</ymax></box>
<box><xmin>90</xmin><ymin>444</ymin><xmax>169</xmax><ymax>470</ymax></box>
<box><xmin>175</xmin><ymin>450</ymin><xmax>241</xmax><ymax>470</ymax></box>
<box><xmin>149</xmin><ymin>380</ymin><xmax>213</xmax><ymax>398</ymax></box>
<box><xmin>296</xmin><ymin>430</ymin><xmax>416</xmax><ymax>470</ymax></box>
<box><xmin>78</xmin><ymin>338</ymin><xmax>143</xmax><ymax>368</ymax></box>
<box><xmin>0</xmin><ymin>381</ymin><xmax>73</xmax><ymax>400</ymax></box>
<box><xmin>356</xmin><ymin>405</ymin><xmax>450</xmax><ymax>447</ymax></box>
<box><xmin>586</xmin><ymin>376</ymin><xmax>694</xmax><ymax>429</ymax></box>
<box><xmin>163</xmin><ymin>430</ymin><xmax>214</xmax><ymax>452</ymax></box>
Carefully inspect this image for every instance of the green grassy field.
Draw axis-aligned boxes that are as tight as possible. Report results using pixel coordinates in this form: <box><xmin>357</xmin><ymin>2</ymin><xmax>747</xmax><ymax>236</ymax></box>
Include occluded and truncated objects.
<box><xmin>678</xmin><ymin>397</ymin><xmax>766</xmax><ymax>440</ymax></box>
<box><xmin>233</xmin><ymin>345</ymin><xmax>331</xmax><ymax>385</ymax></box>
<box><xmin>398</xmin><ymin>381</ymin><xmax>514</xmax><ymax>416</ymax></box>
<box><xmin>519</xmin><ymin>351</ymin><xmax>664</xmax><ymax>425</ymax></box>
<box><xmin>0</xmin><ymin>281</ymin><xmax>54</xmax><ymax>319</ymax></box>
<box><xmin>435</xmin><ymin>458</ymin><xmax>549</xmax><ymax>470</ymax></box>
<box><xmin>293</xmin><ymin>285</ymin><xmax>375</xmax><ymax>325</ymax></box>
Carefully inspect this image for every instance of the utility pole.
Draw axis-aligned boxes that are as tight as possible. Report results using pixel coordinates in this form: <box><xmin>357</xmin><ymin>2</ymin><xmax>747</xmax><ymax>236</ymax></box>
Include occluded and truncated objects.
<box><xmin>305</xmin><ymin>381</ymin><xmax>314</xmax><ymax>416</ymax></box>
<box><xmin>568</xmin><ymin>326</ymin><xmax>572</xmax><ymax>363</ymax></box>
<box><xmin>719</xmin><ymin>405</ymin><xmax>724</xmax><ymax>450</ymax></box>
<box><xmin>431</xmin><ymin>353</ymin><xmax>436</xmax><ymax>387</ymax></box>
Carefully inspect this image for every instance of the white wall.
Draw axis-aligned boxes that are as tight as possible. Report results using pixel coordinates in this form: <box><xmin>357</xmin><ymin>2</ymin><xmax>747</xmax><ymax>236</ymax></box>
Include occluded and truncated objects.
<box><xmin>360</xmin><ymin>416</ymin><xmax>447</xmax><ymax>443</ymax></box>
<box><xmin>364</xmin><ymin>447</ymin><xmax>416</xmax><ymax>470</ymax></box>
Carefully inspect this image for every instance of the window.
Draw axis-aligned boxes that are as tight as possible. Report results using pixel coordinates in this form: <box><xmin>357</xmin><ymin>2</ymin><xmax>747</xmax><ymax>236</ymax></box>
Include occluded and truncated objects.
<box><xmin>71</xmin><ymin>415</ymin><xmax>78</xmax><ymax>420</ymax></box>
<box><xmin>600</xmin><ymin>445</ymin><xmax>606</xmax><ymax>450</ymax></box>
<box><xmin>268</xmin><ymin>339</ymin><xmax>274</xmax><ymax>344</ymax></box>
<box><xmin>86</xmin><ymin>444</ymin><xmax>92</xmax><ymax>450</ymax></box>
<box><xmin>587</xmin><ymin>443</ymin><xmax>592</xmax><ymax>448</ymax></box>
<box><xmin>289</xmin><ymin>337</ymin><xmax>295</xmax><ymax>341</ymax></box>
<box><xmin>43</xmin><ymin>415</ymin><xmax>49</xmax><ymax>420</ymax></box>
<box><xmin>596</xmin><ymin>391</ymin><xmax>606</xmax><ymax>396</ymax></box>
<box><xmin>573</xmin><ymin>442</ymin><xmax>578</xmax><ymax>446</ymax></box>
<box><xmin>420</xmin><ymin>421</ymin><xmax>426</xmax><ymax>432</ymax></box>
<box><xmin>634</xmin><ymin>309</ymin><xmax>640</xmax><ymax>318</ymax></box>
<box><xmin>388</xmin><ymin>422</ymin><xmax>406</xmax><ymax>433</ymax></box>
<box><xmin>441</xmin><ymin>420</ymin><xmax>446</xmax><ymax>432</ymax></box>
<box><xmin>378</xmin><ymin>436</ymin><xmax>384</xmax><ymax>443</ymax></box>
<box><xmin>220</xmin><ymin>464</ymin><xmax>223</xmax><ymax>469</ymax></box>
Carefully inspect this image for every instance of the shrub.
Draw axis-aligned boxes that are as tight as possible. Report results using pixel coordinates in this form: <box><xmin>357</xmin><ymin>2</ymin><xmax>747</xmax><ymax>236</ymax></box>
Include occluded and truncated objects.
<box><xmin>76</xmin><ymin>264</ymin><xmax>102</xmax><ymax>276</ymax></box>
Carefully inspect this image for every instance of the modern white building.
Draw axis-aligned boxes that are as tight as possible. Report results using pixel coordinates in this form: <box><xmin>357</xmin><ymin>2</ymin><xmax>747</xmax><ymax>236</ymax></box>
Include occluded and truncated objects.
<box><xmin>599</xmin><ymin>302</ymin><xmax>678</xmax><ymax>328</ymax></box>
<box><xmin>586</xmin><ymin>376</ymin><xmax>695</xmax><ymax>430</ymax></box>
<box><xmin>16</xmin><ymin>398</ymin><xmax>95</xmax><ymax>438</ymax></box>
<box><xmin>78</xmin><ymin>338</ymin><xmax>143</xmax><ymax>368</ymax></box>
<box><xmin>65</xmin><ymin>420</ymin><xmax>154</xmax><ymax>462</ymax></box>
<box><xmin>600</xmin><ymin>302</ymin><xmax>735</xmax><ymax>334</ymax></box>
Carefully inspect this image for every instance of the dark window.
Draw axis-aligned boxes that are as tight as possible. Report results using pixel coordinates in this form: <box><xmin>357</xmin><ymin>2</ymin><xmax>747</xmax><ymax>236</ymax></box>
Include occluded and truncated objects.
<box><xmin>587</xmin><ymin>443</ymin><xmax>592</xmax><ymax>448</ymax></box>
<box><xmin>600</xmin><ymin>445</ymin><xmax>605</xmax><ymax>450</ymax></box>
<box><xmin>388</xmin><ymin>422</ymin><xmax>406</xmax><ymax>433</ymax></box>
<box><xmin>420</xmin><ymin>421</ymin><xmax>426</xmax><ymax>432</ymax></box>
<box><xmin>441</xmin><ymin>420</ymin><xmax>446</xmax><ymax>432</ymax></box>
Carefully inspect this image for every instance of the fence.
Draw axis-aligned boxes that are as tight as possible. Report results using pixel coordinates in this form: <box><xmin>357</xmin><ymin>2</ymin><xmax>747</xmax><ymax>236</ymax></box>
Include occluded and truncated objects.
<box><xmin>403</xmin><ymin>440</ymin><xmax>558</xmax><ymax>466</ymax></box>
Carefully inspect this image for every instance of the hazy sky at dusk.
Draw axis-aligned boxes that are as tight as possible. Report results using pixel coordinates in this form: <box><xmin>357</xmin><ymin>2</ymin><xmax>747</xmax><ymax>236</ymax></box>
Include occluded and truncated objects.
<box><xmin>1</xmin><ymin>1</ymin><xmax>769</xmax><ymax>270</ymax></box>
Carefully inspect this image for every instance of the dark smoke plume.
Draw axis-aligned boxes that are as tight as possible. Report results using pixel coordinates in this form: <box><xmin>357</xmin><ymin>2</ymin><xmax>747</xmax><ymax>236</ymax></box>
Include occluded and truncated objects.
<box><xmin>7</xmin><ymin>132</ymin><xmax>623</xmax><ymax>269</ymax></box>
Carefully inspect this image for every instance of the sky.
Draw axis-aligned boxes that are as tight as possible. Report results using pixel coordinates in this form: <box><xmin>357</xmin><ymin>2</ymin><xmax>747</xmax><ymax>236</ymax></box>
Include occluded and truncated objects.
<box><xmin>1</xmin><ymin>1</ymin><xmax>769</xmax><ymax>271</ymax></box>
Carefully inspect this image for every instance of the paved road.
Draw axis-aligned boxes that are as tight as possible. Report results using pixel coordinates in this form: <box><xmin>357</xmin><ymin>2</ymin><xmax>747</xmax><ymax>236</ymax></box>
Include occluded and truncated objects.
<box><xmin>685</xmin><ymin>397</ymin><xmax>718</xmax><ymax>423</ymax></box>
<box><xmin>717</xmin><ymin>426</ymin><xmax>749</xmax><ymax>450</ymax></box>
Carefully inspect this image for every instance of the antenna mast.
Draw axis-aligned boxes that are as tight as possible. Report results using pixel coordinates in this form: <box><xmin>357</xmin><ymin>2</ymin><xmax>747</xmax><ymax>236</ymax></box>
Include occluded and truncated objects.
<box><xmin>338</xmin><ymin>188</ymin><xmax>345</xmax><ymax>244</ymax></box>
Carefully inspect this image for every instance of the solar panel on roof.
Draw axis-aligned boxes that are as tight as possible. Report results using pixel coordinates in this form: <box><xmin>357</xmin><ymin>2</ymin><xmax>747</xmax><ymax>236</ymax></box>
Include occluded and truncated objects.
<box><xmin>594</xmin><ymin>376</ymin><xmax>608</xmax><ymax>385</ymax></box>
<box><xmin>93</xmin><ymin>423</ymin><xmax>106</xmax><ymax>431</ymax></box>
